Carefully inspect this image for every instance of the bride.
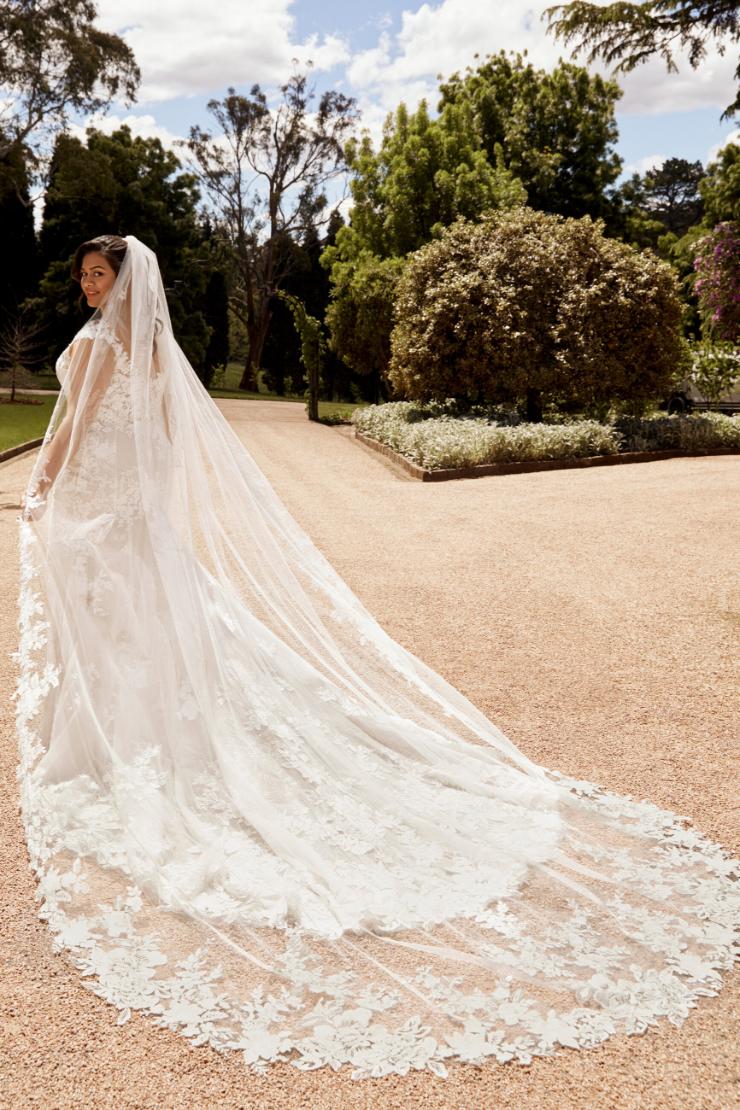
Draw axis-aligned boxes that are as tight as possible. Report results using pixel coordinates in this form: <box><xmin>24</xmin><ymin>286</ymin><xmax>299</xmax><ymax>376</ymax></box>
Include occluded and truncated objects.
<box><xmin>13</xmin><ymin>233</ymin><xmax>738</xmax><ymax>1079</ymax></box>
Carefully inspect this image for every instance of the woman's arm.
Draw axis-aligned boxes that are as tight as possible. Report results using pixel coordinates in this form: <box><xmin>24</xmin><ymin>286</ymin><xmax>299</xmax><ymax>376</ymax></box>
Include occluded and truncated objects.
<box><xmin>20</xmin><ymin>337</ymin><xmax>114</xmax><ymax>518</ymax></box>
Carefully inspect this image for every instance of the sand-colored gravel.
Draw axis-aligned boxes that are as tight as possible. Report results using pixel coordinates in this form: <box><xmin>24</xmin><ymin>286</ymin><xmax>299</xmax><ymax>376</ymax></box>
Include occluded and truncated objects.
<box><xmin>1</xmin><ymin>399</ymin><xmax>738</xmax><ymax>1110</ymax></box>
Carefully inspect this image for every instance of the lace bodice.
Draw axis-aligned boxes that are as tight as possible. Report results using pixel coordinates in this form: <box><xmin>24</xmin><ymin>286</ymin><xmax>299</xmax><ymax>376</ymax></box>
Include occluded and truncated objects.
<box><xmin>54</xmin><ymin>314</ymin><xmax>102</xmax><ymax>385</ymax></box>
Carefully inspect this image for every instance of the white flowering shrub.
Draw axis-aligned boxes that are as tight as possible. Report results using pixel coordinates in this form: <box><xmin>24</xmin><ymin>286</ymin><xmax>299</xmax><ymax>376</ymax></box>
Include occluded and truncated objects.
<box><xmin>353</xmin><ymin>405</ymin><xmax>618</xmax><ymax>468</ymax></box>
<box><xmin>353</xmin><ymin>403</ymin><xmax>740</xmax><ymax>469</ymax></box>
<box><xmin>614</xmin><ymin>412</ymin><xmax>740</xmax><ymax>452</ymax></box>
<box><xmin>389</xmin><ymin>208</ymin><xmax>685</xmax><ymax>413</ymax></box>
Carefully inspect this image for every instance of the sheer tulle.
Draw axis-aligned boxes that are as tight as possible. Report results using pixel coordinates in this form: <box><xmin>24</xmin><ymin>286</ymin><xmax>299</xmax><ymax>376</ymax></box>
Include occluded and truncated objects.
<box><xmin>12</xmin><ymin>236</ymin><xmax>739</xmax><ymax>1078</ymax></box>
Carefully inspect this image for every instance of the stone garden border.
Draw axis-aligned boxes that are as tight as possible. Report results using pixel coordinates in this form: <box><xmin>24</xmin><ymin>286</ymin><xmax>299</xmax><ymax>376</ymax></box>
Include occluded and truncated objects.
<box><xmin>353</xmin><ymin>429</ymin><xmax>739</xmax><ymax>482</ymax></box>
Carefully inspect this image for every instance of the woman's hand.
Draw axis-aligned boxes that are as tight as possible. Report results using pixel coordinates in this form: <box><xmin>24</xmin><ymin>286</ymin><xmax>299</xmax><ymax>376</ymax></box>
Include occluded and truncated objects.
<box><xmin>19</xmin><ymin>485</ymin><xmax>49</xmax><ymax>522</ymax></box>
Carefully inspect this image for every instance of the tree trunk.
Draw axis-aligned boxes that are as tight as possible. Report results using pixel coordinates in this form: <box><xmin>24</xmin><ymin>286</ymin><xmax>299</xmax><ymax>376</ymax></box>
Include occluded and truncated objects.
<box><xmin>306</xmin><ymin>339</ymin><xmax>320</xmax><ymax>422</ymax></box>
<box><xmin>526</xmin><ymin>387</ymin><xmax>543</xmax><ymax>423</ymax></box>
<box><xmin>238</xmin><ymin>353</ymin><xmax>259</xmax><ymax>392</ymax></box>
<box><xmin>238</xmin><ymin>301</ymin><xmax>272</xmax><ymax>392</ymax></box>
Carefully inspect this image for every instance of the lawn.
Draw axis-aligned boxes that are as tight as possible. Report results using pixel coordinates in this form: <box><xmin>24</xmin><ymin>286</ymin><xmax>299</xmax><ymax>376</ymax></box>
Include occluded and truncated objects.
<box><xmin>0</xmin><ymin>395</ymin><xmax>58</xmax><ymax>453</ymax></box>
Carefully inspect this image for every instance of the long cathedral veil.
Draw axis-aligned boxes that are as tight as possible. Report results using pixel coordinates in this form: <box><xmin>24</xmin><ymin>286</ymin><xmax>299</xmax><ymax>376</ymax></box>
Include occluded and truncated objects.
<box><xmin>12</xmin><ymin>235</ymin><xmax>738</xmax><ymax>1078</ymax></box>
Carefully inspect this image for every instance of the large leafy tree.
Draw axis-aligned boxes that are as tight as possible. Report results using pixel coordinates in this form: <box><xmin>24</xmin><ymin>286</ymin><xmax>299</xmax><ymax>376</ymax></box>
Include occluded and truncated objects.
<box><xmin>700</xmin><ymin>141</ymin><xmax>740</xmax><ymax>224</ymax></box>
<box><xmin>0</xmin><ymin>0</ymin><xmax>139</xmax><ymax>170</ymax></box>
<box><xmin>642</xmin><ymin>158</ymin><xmax>705</xmax><ymax>234</ymax></box>
<box><xmin>545</xmin><ymin>1</ymin><xmax>740</xmax><ymax>120</ymax></box>
<box><xmin>322</xmin><ymin>249</ymin><xmax>406</xmax><ymax>403</ymax></box>
<box><xmin>617</xmin><ymin>157</ymin><xmax>705</xmax><ymax>247</ymax></box>
<box><xmin>186</xmin><ymin>72</ymin><xmax>358</xmax><ymax>391</ymax></box>
<box><xmin>339</xmin><ymin>98</ymin><xmax>526</xmax><ymax>260</ymax></box>
<box><xmin>438</xmin><ymin>51</ymin><xmax>623</xmax><ymax>221</ymax></box>
<box><xmin>33</xmin><ymin>125</ymin><xmax>214</xmax><ymax>372</ymax></box>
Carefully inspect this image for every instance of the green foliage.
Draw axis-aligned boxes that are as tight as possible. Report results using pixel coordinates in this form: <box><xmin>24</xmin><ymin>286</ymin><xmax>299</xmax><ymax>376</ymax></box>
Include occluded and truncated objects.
<box><xmin>277</xmin><ymin>292</ymin><xmax>325</xmax><ymax>373</ymax></box>
<box><xmin>389</xmin><ymin>208</ymin><xmax>685</xmax><ymax>414</ymax></box>
<box><xmin>545</xmin><ymin>1</ymin><xmax>739</xmax><ymax>121</ymax></box>
<box><xmin>340</xmin><ymin>98</ymin><xmax>526</xmax><ymax>260</ymax></box>
<box><xmin>0</xmin><ymin>0</ymin><xmax>140</xmax><ymax>171</ymax></box>
<box><xmin>277</xmin><ymin>291</ymin><xmax>325</xmax><ymax>420</ymax></box>
<box><xmin>438</xmin><ymin>51</ymin><xmax>623</xmax><ymax>221</ymax></box>
<box><xmin>614</xmin><ymin>158</ymin><xmax>705</xmax><ymax>260</ymax></box>
<box><xmin>31</xmin><ymin>125</ymin><xmax>213</xmax><ymax>371</ymax></box>
<box><xmin>322</xmin><ymin>248</ymin><xmax>405</xmax><ymax>390</ymax></box>
<box><xmin>687</xmin><ymin>339</ymin><xmax>740</xmax><ymax>400</ymax></box>
<box><xmin>700</xmin><ymin>142</ymin><xmax>740</xmax><ymax>225</ymax></box>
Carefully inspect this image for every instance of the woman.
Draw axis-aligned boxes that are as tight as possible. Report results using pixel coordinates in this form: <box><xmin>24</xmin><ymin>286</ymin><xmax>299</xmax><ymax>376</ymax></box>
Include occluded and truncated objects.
<box><xmin>13</xmin><ymin>234</ymin><xmax>738</xmax><ymax>1079</ymax></box>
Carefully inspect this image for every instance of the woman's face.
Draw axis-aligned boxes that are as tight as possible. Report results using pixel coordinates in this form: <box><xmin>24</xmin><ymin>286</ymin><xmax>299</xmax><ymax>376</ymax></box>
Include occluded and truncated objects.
<box><xmin>79</xmin><ymin>252</ymin><xmax>117</xmax><ymax>308</ymax></box>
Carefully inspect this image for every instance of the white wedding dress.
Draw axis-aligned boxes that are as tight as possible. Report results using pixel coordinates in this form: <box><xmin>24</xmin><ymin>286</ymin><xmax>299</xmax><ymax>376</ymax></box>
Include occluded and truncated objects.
<box><xmin>13</xmin><ymin>237</ymin><xmax>738</xmax><ymax>1079</ymax></box>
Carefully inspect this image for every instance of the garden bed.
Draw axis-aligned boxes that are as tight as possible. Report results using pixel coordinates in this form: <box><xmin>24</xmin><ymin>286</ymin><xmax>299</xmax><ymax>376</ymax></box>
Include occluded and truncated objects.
<box><xmin>351</xmin><ymin>403</ymin><xmax>740</xmax><ymax>480</ymax></box>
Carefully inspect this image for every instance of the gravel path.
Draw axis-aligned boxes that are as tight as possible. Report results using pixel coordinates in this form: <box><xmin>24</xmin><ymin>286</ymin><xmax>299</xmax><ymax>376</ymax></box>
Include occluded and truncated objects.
<box><xmin>1</xmin><ymin>399</ymin><xmax>738</xmax><ymax>1110</ymax></box>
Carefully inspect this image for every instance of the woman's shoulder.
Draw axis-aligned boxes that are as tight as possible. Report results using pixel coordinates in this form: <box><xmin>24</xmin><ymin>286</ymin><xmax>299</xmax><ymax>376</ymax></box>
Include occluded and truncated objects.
<box><xmin>54</xmin><ymin>314</ymin><xmax>102</xmax><ymax>381</ymax></box>
<box><xmin>75</xmin><ymin>312</ymin><xmax>102</xmax><ymax>342</ymax></box>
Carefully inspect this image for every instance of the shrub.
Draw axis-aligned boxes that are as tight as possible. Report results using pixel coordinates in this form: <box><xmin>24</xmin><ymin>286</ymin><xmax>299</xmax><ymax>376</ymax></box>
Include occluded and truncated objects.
<box><xmin>687</xmin><ymin>340</ymin><xmax>740</xmax><ymax>401</ymax></box>
<box><xmin>693</xmin><ymin>222</ymin><xmax>740</xmax><ymax>342</ymax></box>
<box><xmin>353</xmin><ymin>402</ymin><xmax>740</xmax><ymax>468</ymax></box>
<box><xmin>389</xmin><ymin>208</ymin><xmax>685</xmax><ymax>418</ymax></box>
<box><xmin>353</xmin><ymin>404</ymin><xmax>618</xmax><ymax>468</ymax></box>
<box><xmin>613</xmin><ymin>412</ymin><xmax>740</xmax><ymax>453</ymax></box>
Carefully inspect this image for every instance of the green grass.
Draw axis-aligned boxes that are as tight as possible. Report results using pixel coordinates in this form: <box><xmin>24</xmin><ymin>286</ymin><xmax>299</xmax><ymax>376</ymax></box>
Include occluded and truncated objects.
<box><xmin>0</xmin><ymin>395</ymin><xmax>58</xmax><ymax>453</ymax></box>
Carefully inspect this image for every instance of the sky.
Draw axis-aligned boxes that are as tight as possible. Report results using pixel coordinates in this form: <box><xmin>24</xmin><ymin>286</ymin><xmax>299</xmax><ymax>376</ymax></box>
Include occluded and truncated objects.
<box><xmin>80</xmin><ymin>0</ymin><xmax>738</xmax><ymax>181</ymax></box>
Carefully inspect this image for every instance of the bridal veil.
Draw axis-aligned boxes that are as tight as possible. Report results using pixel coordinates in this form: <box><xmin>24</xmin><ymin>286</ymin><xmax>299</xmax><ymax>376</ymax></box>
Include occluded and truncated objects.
<box><xmin>12</xmin><ymin>235</ymin><xmax>738</xmax><ymax>1078</ymax></box>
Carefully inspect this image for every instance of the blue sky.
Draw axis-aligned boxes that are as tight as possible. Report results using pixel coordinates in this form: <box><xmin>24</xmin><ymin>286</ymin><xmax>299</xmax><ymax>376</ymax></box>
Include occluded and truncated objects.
<box><xmin>85</xmin><ymin>0</ymin><xmax>737</xmax><ymax>181</ymax></box>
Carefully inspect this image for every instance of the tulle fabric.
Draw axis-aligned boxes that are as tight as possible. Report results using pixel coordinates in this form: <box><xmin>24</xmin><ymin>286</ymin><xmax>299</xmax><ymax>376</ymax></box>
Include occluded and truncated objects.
<box><xmin>12</xmin><ymin>236</ymin><xmax>739</xmax><ymax>1078</ymax></box>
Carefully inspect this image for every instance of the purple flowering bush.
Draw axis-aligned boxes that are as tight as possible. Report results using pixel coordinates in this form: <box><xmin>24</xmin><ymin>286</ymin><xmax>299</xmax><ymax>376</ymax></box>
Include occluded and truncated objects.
<box><xmin>694</xmin><ymin>222</ymin><xmax>740</xmax><ymax>342</ymax></box>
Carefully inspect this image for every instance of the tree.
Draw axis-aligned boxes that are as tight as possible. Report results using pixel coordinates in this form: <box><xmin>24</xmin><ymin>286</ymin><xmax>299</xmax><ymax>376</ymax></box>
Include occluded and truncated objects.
<box><xmin>389</xmin><ymin>209</ymin><xmax>685</xmax><ymax>419</ymax></box>
<box><xmin>0</xmin><ymin>142</ymin><xmax>38</xmax><ymax>314</ymax></box>
<box><xmin>277</xmin><ymin>292</ymin><xmax>325</xmax><ymax>421</ymax></box>
<box><xmin>545</xmin><ymin>1</ymin><xmax>740</xmax><ymax>121</ymax></box>
<box><xmin>322</xmin><ymin>250</ymin><xmax>405</xmax><ymax>404</ymax></box>
<box><xmin>186</xmin><ymin>71</ymin><xmax>358</xmax><ymax>391</ymax></box>
<box><xmin>338</xmin><ymin>98</ymin><xmax>526</xmax><ymax>260</ymax></box>
<box><xmin>0</xmin><ymin>0</ymin><xmax>139</xmax><ymax>171</ymax></box>
<box><xmin>322</xmin><ymin>98</ymin><xmax>524</xmax><ymax>394</ymax></box>
<box><xmin>32</xmin><ymin>125</ymin><xmax>213</xmax><ymax>371</ymax></box>
<box><xmin>0</xmin><ymin>306</ymin><xmax>45</xmax><ymax>401</ymax></box>
<box><xmin>642</xmin><ymin>158</ymin><xmax>705</xmax><ymax>234</ymax></box>
<box><xmin>700</xmin><ymin>141</ymin><xmax>740</xmax><ymax>224</ymax></box>
<box><xmin>438</xmin><ymin>51</ymin><xmax>623</xmax><ymax>221</ymax></box>
<box><xmin>615</xmin><ymin>157</ymin><xmax>705</xmax><ymax>251</ymax></box>
<box><xmin>201</xmin><ymin>270</ymin><xmax>230</xmax><ymax>389</ymax></box>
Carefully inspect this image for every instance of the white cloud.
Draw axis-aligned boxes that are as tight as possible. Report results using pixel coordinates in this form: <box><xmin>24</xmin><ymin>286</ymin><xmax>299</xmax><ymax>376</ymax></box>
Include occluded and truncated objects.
<box><xmin>341</xmin><ymin>0</ymin><xmax>737</xmax><ymax>132</ymax></box>
<box><xmin>615</xmin><ymin>43</ymin><xmax>738</xmax><ymax>115</ymax></box>
<box><xmin>95</xmin><ymin>0</ymin><xmax>349</xmax><ymax>102</ymax></box>
<box><xmin>706</xmin><ymin>128</ymin><xmax>740</xmax><ymax>164</ymax></box>
<box><xmin>86</xmin><ymin>0</ymin><xmax>737</xmax><ymax>157</ymax></box>
<box><xmin>621</xmin><ymin>153</ymin><xmax>667</xmax><ymax>178</ymax></box>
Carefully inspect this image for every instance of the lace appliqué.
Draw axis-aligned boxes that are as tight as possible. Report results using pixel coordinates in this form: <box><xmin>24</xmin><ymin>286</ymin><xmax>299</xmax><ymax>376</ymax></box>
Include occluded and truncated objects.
<box><xmin>11</xmin><ymin>516</ymin><xmax>740</xmax><ymax>1080</ymax></box>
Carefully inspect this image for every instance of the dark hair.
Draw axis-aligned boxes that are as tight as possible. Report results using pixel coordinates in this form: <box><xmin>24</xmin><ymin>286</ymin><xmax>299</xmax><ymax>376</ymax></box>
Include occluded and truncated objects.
<box><xmin>72</xmin><ymin>234</ymin><xmax>128</xmax><ymax>281</ymax></box>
